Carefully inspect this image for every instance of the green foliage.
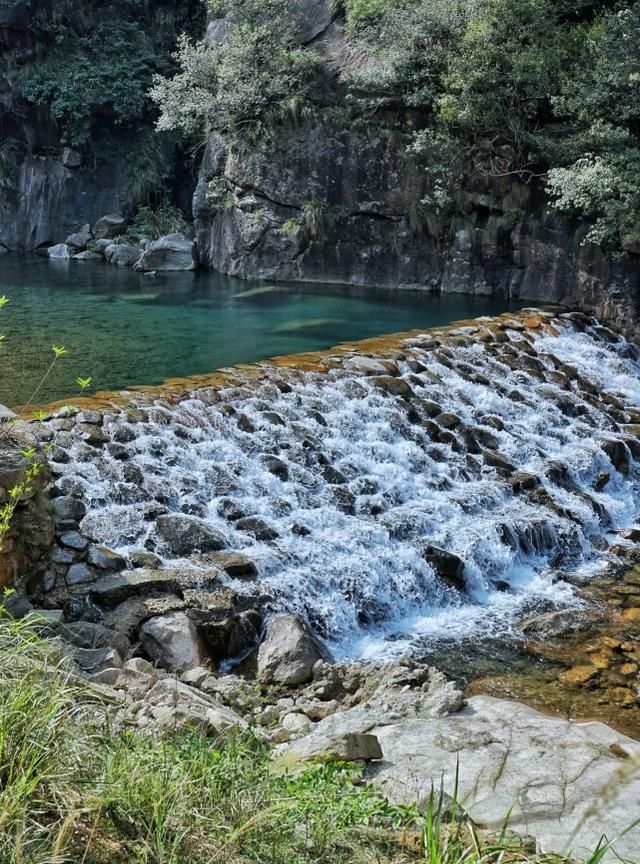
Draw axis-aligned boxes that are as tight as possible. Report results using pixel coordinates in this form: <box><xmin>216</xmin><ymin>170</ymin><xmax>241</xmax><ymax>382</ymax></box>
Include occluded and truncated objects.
<box><xmin>0</xmin><ymin>614</ymin><xmax>82</xmax><ymax>862</ymax></box>
<box><xmin>21</xmin><ymin>21</ymin><xmax>158</xmax><ymax>147</ymax></box>
<box><xmin>151</xmin><ymin>0</ymin><xmax>323</xmax><ymax>135</ymax></box>
<box><xmin>127</xmin><ymin>204</ymin><xmax>189</xmax><ymax>241</ymax></box>
<box><xmin>19</xmin><ymin>0</ymin><xmax>204</xmax><ymax>147</ymax></box>
<box><xmin>346</xmin><ymin>0</ymin><xmax>474</xmax><ymax>112</ymax></box>
<box><xmin>302</xmin><ymin>198</ymin><xmax>330</xmax><ymax>241</ymax></box>
<box><xmin>546</xmin><ymin>4</ymin><xmax>640</xmax><ymax>248</ymax></box>
<box><xmin>124</xmin><ymin>130</ymin><xmax>182</xmax><ymax>209</ymax></box>
<box><xmin>343</xmin><ymin>0</ymin><xmax>396</xmax><ymax>23</ymax></box>
<box><xmin>437</xmin><ymin>0</ymin><xmax>569</xmax><ymax>156</ymax></box>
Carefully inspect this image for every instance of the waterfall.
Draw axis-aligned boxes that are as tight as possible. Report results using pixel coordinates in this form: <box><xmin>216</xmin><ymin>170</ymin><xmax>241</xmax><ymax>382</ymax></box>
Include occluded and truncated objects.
<box><xmin>46</xmin><ymin>311</ymin><xmax>640</xmax><ymax>659</ymax></box>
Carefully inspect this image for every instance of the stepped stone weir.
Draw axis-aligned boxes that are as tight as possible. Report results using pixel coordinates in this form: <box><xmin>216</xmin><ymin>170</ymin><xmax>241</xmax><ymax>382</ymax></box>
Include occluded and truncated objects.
<box><xmin>36</xmin><ymin>309</ymin><xmax>640</xmax><ymax>661</ymax></box>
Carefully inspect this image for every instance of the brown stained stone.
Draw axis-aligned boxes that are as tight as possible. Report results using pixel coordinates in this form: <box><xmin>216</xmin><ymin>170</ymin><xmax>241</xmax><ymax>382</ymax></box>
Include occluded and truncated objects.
<box><xmin>620</xmin><ymin>663</ymin><xmax>639</xmax><ymax>676</ymax></box>
<box><xmin>610</xmin><ymin>687</ymin><xmax>637</xmax><ymax>707</ymax></box>
<box><xmin>561</xmin><ymin>665</ymin><xmax>599</xmax><ymax>686</ymax></box>
<box><xmin>589</xmin><ymin>649</ymin><xmax>613</xmax><ymax>670</ymax></box>
<box><xmin>620</xmin><ymin>608</ymin><xmax>640</xmax><ymax>624</ymax></box>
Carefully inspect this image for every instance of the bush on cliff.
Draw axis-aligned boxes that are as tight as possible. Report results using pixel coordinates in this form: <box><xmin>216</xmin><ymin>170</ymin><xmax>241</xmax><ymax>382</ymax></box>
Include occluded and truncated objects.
<box><xmin>151</xmin><ymin>0</ymin><xmax>323</xmax><ymax>135</ymax></box>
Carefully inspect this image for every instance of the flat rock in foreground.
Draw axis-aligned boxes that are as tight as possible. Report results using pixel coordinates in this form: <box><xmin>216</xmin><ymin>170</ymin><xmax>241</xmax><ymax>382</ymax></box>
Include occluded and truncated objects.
<box><xmin>370</xmin><ymin>696</ymin><xmax>640</xmax><ymax>861</ymax></box>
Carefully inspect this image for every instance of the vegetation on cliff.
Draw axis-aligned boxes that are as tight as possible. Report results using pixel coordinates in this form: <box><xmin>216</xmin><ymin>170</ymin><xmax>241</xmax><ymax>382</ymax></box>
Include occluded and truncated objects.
<box><xmin>148</xmin><ymin>0</ymin><xmax>640</xmax><ymax>252</ymax></box>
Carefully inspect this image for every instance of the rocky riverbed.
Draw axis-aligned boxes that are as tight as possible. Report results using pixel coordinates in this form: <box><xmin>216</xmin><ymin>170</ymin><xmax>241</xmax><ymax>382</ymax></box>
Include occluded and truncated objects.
<box><xmin>2</xmin><ymin>306</ymin><xmax>640</xmax><ymax>858</ymax></box>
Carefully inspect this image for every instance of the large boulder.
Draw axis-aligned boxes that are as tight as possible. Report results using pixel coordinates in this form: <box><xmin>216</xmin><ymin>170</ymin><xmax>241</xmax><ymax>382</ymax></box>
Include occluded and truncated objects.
<box><xmin>47</xmin><ymin>243</ymin><xmax>72</xmax><ymax>259</ymax></box>
<box><xmin>65</xmin><ymin>224</ymin><xmax>92</xmax><ymax>249</ymax></box>
<box><xmin>89</xmin><ymin>568</ymin><xmax>220</xmax><ymax>608</ymax></box>
<box><xmin>104</xmin><ymin>243</ymin><xmax>140</xmax><ymax>267</ymax></box>
<box><xmin>284</xmin><ymin>731</ymin><xmax>383</xmax><ymax>763</ymax></box>
<box><xmin>258</xmin><ymin>614</ymin><xmax>329</xmax><ymax>685</ymax></box>
<box><xmin>135</xmin><ymin>233</ymin><xmax>197</xmax><ymax>272</ymax></box>
<box><xmin>155</xmin><ymin>514</ymin><xmax>226</xmax><ymax>556</ymax></box>
<box><xmin>370</xmin><ymin>696</ymin><xmax>640</xmax><ymax>861</ymax></box>
<box><xmin>93</xmin><ymin>213</ymin><xmax>127</xmax><ymax>240</ymax></box>
<box><xmin>139</xmin><ymin>611</ymin><xmax>208</xmax><ymax>673</ymax></box>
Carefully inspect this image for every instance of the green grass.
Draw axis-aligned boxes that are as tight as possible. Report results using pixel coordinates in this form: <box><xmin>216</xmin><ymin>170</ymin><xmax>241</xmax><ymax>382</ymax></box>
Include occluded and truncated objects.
<box><xmin>0</xmin><ymin>613</ymin><xmax>636</xmax><ymax>864</ymax></box>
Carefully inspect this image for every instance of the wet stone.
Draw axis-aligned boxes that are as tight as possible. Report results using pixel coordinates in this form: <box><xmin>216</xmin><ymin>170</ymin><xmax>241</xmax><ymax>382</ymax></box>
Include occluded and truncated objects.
<box><xmin>262</xmin><ymin>411</ymin><xmax>286</xmax><ymax>426</ymax></box>
<box><xmin>263</xmin><ymin>455</ymin><xmax>289</xmax><ymax>481</ymax></box>
<box><xmin>155</xmin><ymin>514</ymin><xmax>227</xmax><ymax>556</ymax></box>
<box><xmin>236</xmin><ymin>413</ymin><xmax>254</xmax><ymax>433</ymax></box>
<box><xmin>87</xmin><ymin>544</ymin><xmax>127</xmax><ymax>571</ymax></box>
<box><xmin>54</xmin><ymin>496</ymin><xmax>86</xmax><ymax>524</ymax></box>
<box><xmin>60</xmin><ymin>531</ymin><xmax>89</xmax><ymax>551</ymax></box>
<box><xmin>52</xmin><ymin>546</ymin><xmax>76</xmax><ymax>565</ymax></box>
<box><xmin>130</xmin><ymin>550</ymin><xmax>162</xmax><ymax>569</ymax></box>
<box><xmin>112</xmin><ymin>425</ymin><xmax>136</xmax><ymax>444</ymax></box>
<box><xmin>77</xmin><ymin>424</ymin><xmax>108</xmax><ymax>447</ymax></box>
<box><xmin>66</xmin><ymin>563</ymin><xmax>98</xmax><ymax>586</ymax></box>
<box><xmin>77</xmin><ymin>411</ymin><xmax>103</xmax><ymax>425</ymax></box>
<box><xmin>207</xmin><ymin>551</ymin><xmax>258</xmax><ymax>580</ymax></box>
<box><xmin>421</xmin><ymin>546</ymin><xmax>466</xmax><ymax>593</ymax></box>
<box><xmin>235</xmin><ymin>516</ymin><xmax>279</xmax><ymax>542</ymax></box>
<box><xmin>371</xmin><ymin>376</ymin><xmax>415</xmax><ymax>399</ymax></box>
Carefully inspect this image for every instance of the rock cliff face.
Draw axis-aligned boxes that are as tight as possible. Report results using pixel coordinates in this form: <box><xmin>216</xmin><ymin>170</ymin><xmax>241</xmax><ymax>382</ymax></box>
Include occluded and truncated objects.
<box><xmin>192</xmin><ymin>3</ymin><xmax>640</xmax><ymax>341</ymax></box>
<box><xmin>0</xmin><ymin>1</ymin><xmax>127</xmax><ymax>250</ymax></box>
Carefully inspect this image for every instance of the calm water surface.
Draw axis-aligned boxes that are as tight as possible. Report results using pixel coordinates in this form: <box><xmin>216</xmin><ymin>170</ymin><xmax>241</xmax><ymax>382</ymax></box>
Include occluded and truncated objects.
<box><xmin>0</xmin><ymin>255</ymin><xmax>521</xmax><ymax>404</ymax></box>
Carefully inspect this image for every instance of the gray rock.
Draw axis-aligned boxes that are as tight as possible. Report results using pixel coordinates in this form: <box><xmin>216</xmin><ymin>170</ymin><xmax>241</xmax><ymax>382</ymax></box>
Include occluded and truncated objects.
<box><xmin>62</xmin><ymin>147</ymin><xmax>82</xmax><ymax>169</ymax></box>
<box><xmin>130</xmin><ymin>550</ymin><xmax>162</xmax><ymax>569</ymax></box>
<box><xmin>155</xmin><ymin>514</ymin><xmax>226</xmax><ymax>556</ymax></box>
<box><xmin>343</xmin><ymin>356</ymin><xmax>392</xmax><ymax>376</ymax></box>
<box><xmin>54</xmin><ymin>496</ymin><xmax>86</xmax><ymax>524</ymax></box>
<box><xmin>142</xmin><ymin>677</ymin><xmax>243</xmax><ymax>734</ymax></box>
<box><xmin>291</xmin><ymin>0</ymin><xmax>333</xmax><ymax>43</ymax></box>
<box><xmin>60</xmin><ymin>531</ymin><xmax>89</xmax><ymax>551</ymax></box>
<box><xmin>208</xmin><ymin>551</ymin><xmax>258</xmax><ymax>580</ymax></box>
<box><xmin>90</xmin><ymin>567</ymin><xmax>220</xmax><ymax>608</ymax></box>
<box><xmin>235</xmin><ymin>516</ymin><xmax>279</xmax><ymax>542</ymax></box>
<box><xmin>87</xmin><ymin>544</ymin><xmax>126</xmax><ymax>571</ymax></box>
<box><xmin>0</xmin><ymin>448</ymin><xmax>29</xmax><ymax>500</ymax></box>
<box><xmin>521</xmin><ymin>608</ymin><xmax>591</xmax><ymax>640</ymax></box>
<box><xmin>135</xmin><ymin>233</ymin><xmax>196</xmax><ymax>272</ymax></box>
<box><xmin>65</xmin><ymin>224</ymin><xmax>92</xmax><ymax>249</ymax></box>
<box><xmin>93</xmin><ymin>213</ymin><xmax>127</xmax><ymax>240</ymax></box>
<box><xmin>57</xmin><ymin>620</ymin><xmax>130</xmax><ymax>656</ymax></box>
<box><xmin>66</xmin><ymin>562</ymin><xmax>98</xmax><ymax>585</ymax></box>
<box><xmin>139</xmin><ymin>611</ymin><xmax>208</xmax><ymax>673</ymax></box>
<box><xmin>3</xmin><ymin>593</ymin><xmax>34</xmax><ymax>619</ymax></box>
<box><xmin>369</xmin><ymin>696</ymin><xmax>640</xmax><ymax>861</ymax></box>
<box><xmin>205</xmin><ymin>18</ymin><xmax>229</xmax><ymax>45</ymax></box>
<box><xmin>94</xmin><ymin>238</ymin><xmax>112</xmax><ymax>254</ymax></box>
<box><xmin>47</xmin><ymin>243</ymin><xmax>72</xmax><ymax>260</ymax></box>
<box><xmin>77</xmin><ymin>410</ymin><xmax>102</xmax><ymax>425</ymax></box>
<box><xmin>104</xmin><ymin>243</ymin><xmax>140</xmax><ymax>267</ymax></box>
<box><xmin>73</xmin><ymin>250</ymin><xmax>103</xmax><ymax>261</ymax></box>
<box><xmin>288</xmin><ymin>731</ymin><xmax>383</xmax><ymax>763</ymax></box>
<box><xmin>258</xmin><ymin>614</ymin><xmax>329</xmax><ymax>685</ymax></box>
<box><xmin>69</xmin><ymin>645</ymin><xmax>122</xmax><ymax>672</ymax></box>
<box><xmin>421</xmin><ymin>546</ymin><xmax>466</xmax><ymax>593</ymax></box>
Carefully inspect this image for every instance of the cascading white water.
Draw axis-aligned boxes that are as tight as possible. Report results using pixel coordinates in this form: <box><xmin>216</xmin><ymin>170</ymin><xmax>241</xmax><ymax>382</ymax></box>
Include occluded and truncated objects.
<box><xmin>48</xmin><ymin>312</ymin><xmax>640</xmax><ymax>659</ymax></box>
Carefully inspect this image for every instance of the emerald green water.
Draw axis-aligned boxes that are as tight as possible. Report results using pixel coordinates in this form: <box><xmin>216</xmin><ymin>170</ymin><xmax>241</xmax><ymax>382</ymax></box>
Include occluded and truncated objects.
<box><xmin>0</xmin><ymin>255</ymin><xmax>520</xmax><ymax>405</ymax></box>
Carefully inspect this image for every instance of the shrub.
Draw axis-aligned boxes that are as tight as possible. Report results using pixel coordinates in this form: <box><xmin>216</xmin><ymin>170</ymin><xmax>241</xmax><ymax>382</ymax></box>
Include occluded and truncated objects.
<box><xmin>150</xmin><ymin>0</ymin><xmax>323</xmax><ymax>136</ymax></box>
